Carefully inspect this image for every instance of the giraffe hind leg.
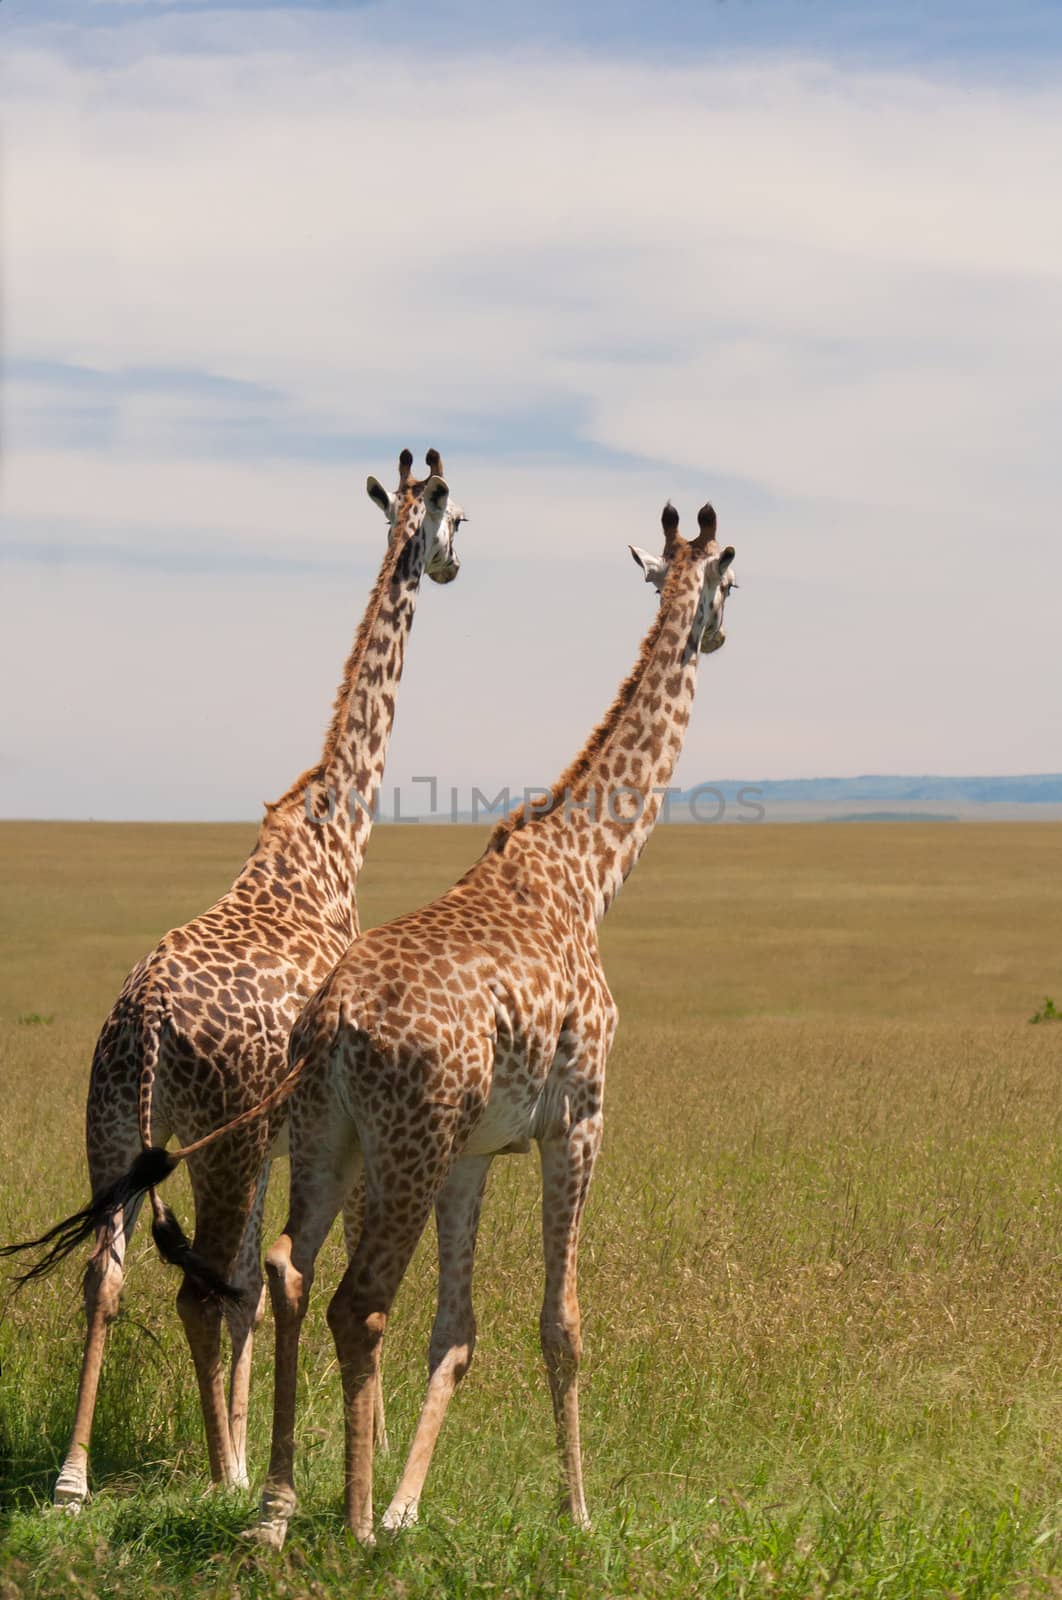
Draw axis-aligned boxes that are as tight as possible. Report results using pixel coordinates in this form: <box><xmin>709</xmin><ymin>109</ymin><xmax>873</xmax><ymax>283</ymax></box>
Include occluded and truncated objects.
<box><xmin>225</xmin><ymin>1160</ymin><xmax>272</xmax><ymax>1491</ymax></box>
<box><xmin>329</xmin><ymin>1122</ymin><xmax>466</xmax><ymax>1546</ymax></box>
<box><xmin>248</xmin><ymin>1119</ymin><xmax>362</xmax><ymax>1551</ymax></box>
<box><xmin>51</xmin><ymin>1197</ymin><xmax>140</xmax><ymax>1511</ymax></box>
<box><xmin>382</xmin><ymin>1153</ymin><xmax>492</xmax><ymax>1531</ymax></box>
<box><xmin>177</xmin><ymin>1149</ymin><xmax>265</xmax><ymax>1491</ymax></box>
<box><xmin>342</xmin><ymin>1180</ymin><xmax>389</xmax><ymax>1456</ymax></box>
<box><xmin>51</xmin><ymin>1113</ymin><xmax>170</xmax><ymax>1513</ymax></box>
<box><xmin>328</xmin><ymin>1200</ymin><xmax>437</xmax><ymax>1547</ymax></box>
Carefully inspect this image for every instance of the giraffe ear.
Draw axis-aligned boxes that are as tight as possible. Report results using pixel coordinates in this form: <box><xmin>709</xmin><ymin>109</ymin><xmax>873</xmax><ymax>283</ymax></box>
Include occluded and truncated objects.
<box><xmin>366</xmin><ymin>477</ymin><xmax>394</xmax><ymax>518</ymax></box>
<box><xmin>717</xmin><ymin>545</ymin><xmax>736</xmax><ymax>575</ymax></box>
<box><xmin>629</xmin><ymin>544</ymin><xmax>668</xmax><ymax>592</ymax></box>
<box><xmin>423</xmin><ymin>474</ymin><xmax>450</xmax><ymax>515</ymax></box>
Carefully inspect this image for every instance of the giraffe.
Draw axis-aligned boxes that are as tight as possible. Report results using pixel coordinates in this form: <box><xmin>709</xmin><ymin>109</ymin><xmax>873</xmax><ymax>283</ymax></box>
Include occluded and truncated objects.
<box><xmin>1</xmin><ymin>449</ymin><xmax>467</xmax><ymax>1513</ymax></box>
<box><xmin>239</xmin><ymin>497</ymin><xmax>737</xmax><ymax>1548</ymax></box>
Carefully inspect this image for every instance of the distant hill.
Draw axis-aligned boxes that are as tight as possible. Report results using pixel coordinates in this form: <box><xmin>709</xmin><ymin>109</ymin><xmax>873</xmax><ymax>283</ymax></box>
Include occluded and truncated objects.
<box><xmin>669</xmin><ymin>774</ymin><xmax>1062</xmax><ymax>823</ymax></box>
<box><xmin>698</xmin><ymin>774</ymin><xmax>1062</xmax><ymax>805</ymax></box>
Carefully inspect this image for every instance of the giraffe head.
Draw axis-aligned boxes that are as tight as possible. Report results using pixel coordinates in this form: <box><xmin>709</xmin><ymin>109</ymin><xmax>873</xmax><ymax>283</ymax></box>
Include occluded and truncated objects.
<box><xmin>365</xmin><ymin>448</ymin><xmax>465</xmax><ymax>585</ymax></box>
<box><xmin>629</xmin><ymin>503</ymin><xmax>736</xmax><ymax>653</ymax></box>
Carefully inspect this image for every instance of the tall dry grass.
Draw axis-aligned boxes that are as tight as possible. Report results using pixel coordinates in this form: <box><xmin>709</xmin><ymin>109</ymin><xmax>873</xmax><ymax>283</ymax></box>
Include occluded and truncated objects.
<box><xmin>1</xmin><ymin>821</ymin><xmax>1060</xmax><ymax>1597</ymax></box>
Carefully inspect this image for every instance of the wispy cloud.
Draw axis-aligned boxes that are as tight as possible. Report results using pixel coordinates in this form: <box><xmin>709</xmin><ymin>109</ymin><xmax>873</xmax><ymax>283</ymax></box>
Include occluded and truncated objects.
<box><xmin>2</xmin><ymin>18</ymin><xmax>1061</xmax><ymax>816</ymax></box>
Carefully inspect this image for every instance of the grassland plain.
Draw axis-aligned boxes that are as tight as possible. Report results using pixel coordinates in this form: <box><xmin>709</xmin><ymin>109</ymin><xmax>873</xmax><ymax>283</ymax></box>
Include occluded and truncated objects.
<box><xmin>0</xmin><ymin>820</ymin><xmax>1060</xmax><ymax>1600</ymax></box>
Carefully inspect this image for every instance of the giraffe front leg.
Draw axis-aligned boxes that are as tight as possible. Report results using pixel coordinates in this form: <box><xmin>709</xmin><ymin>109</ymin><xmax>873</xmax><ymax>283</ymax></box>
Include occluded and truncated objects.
<box><xmin>382</xmin><ymin>1153</ymin><xmax>492</xmax><ymax>1531</ymax></box>
<box><xmin>538</xmin><ymin>1099</ymin><xmax>603</xmax><ymax>1530</ymax></box>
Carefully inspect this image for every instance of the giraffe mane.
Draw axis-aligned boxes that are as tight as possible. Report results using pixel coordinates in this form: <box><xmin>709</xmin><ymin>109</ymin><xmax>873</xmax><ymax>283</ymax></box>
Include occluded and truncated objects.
<box><xmin>489</xmin><ymin>544</ymin><xmax>696</xmax><ymax>850</ymax></box>
<box><xmin>265</xmin><ymin>490</ymin><xmax>420</xmax><ymax>820</ymax></box>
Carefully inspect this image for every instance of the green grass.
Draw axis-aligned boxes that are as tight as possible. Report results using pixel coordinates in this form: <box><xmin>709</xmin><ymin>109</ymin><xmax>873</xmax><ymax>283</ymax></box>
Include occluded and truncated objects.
<box><xmin>1</xmin><ymin>821</ymin><xmax>1061</xmax><ymax>1598</ymax></box>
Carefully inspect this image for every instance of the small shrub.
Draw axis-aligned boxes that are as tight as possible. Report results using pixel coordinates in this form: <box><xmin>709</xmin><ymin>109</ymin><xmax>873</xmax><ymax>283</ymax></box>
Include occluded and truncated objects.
<box><xmin>1029</xmin><ymin>996</ymin><xmax>1061</xmax><ymax>1024</ymax></box>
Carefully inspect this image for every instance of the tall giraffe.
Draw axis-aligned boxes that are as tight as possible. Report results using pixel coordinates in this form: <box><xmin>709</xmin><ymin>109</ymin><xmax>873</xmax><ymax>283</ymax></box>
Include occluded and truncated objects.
<box><xmin>240</xmin><ymin>498</ymin><xmax>736</xmax><ymax>1548</ymax></box>
<box><xmin>2</xmin><ymin>449</ymin><xmax>466</xmax><ymax>1512</ymax></box>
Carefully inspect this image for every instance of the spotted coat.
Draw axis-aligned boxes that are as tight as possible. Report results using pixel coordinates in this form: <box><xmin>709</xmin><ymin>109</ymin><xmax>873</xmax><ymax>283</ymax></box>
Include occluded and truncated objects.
<box><xmin>251</xmin><ymin>502</ymin><xmax>737</xmax><ymax>1548</ymax></box>
<box><xmin>47</xmin><ymin>451</ymin><xmax>465</xmax><ymax>1509</ymax></box>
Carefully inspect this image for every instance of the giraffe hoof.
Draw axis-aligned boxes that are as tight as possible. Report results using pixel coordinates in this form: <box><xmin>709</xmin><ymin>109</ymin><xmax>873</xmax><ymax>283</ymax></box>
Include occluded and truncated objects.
<box><xmin>51</xmin><ymin>1474</ymin><xmax>88</xmax><ymax>1514</ymax></box>
<box><xmin>240</xmin><ymin>1519</ymin><xmax>288</xmax><ymax>1552</ymax></box>
<box><xmin>381</xmin><ymin>1499</ymin><xmax>419</xmax><ymax>1532</ymax></box>
<box><xmin>49</xmin><ymin>1494</ymin><xmax>86</xmax><ymax>1517</ymax></box>
<box><xmin>243</xmin><ymin>1484</ymin><xmax>296</xmax><ymax>1551</ymax></box>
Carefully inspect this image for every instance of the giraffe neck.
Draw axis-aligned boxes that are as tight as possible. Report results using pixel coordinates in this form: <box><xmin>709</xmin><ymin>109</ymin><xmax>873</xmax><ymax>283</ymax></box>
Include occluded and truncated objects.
<box><xmin>492</xmin><ymin>557</ymin><xmax>704</xmax><ymax>923</ymax></box>
<box><xmin>236</xmin><ymin>506</ymin><xmax>428</xmax><ymax>938</ymax></box>
<box><xmin>316</xmin><ymin>514</ymin><xmax>426</xmax><ymax>835</ymax></box>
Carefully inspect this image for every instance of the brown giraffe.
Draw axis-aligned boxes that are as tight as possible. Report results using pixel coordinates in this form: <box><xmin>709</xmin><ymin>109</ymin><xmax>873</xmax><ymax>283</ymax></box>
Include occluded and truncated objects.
<box><xmin>1</xmin><ymin>449</ymin><xmax>466</xmax><ymax>1512</ymax></box>
<box><xmin>239</xmin><ymin>497</ymin><xmax>737</xmax><ymax>1548</ymax></box>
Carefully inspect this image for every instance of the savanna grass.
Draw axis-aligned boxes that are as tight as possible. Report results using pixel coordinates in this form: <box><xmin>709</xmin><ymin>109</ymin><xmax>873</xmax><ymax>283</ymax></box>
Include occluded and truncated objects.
<box><xmin>1</xmin><ymin>820</ymin><xmax>1060</xmax><ymax>1597</ymax></box>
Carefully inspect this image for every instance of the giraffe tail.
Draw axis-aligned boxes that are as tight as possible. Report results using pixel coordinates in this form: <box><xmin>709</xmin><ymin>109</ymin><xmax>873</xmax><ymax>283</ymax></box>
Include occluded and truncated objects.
<box><xmin>1</xmin><ymin>1043</ymin><xmax>315</xmax><ymax>1299</ymax></box>
<box><xmin>0</xmin><ymin>989</ymin><xmax>181</xmax><ymax>1290</ymax></box>
<box><xmin>148</xmin><ymin>1195</ymin><xmax>242</xmax><ymax>1303</ymax></box>
<box><xmin>0</xmin><ymin>1147</ymin><xmax>180</xmax><ymax>1289</ymax></box>
<box><xmin>131</xmin><ymin>990</ymin><xmax>243</xmax><ymax>1302</ymax></box>
<box><xmin>0</xmin><ymin>1146</ymin><xmax>239</xmax><ymax>1302</ymax></box>
<box><xmin>145</xmin><ymin>1039</ymin><xmax>319</xmax><ymax>1301</ymax></box>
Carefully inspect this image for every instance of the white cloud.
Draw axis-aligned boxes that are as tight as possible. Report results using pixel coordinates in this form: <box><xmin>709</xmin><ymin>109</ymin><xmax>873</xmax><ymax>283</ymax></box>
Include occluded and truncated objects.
<box><xmin>2</xmin><ymin>27</ymin><xmax>1061</xmax><ymax>816</ymax></box>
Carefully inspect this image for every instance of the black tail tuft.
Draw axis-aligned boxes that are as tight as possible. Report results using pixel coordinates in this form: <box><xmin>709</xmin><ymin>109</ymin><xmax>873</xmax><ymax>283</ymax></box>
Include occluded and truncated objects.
<box><xmin>0</xmin><ymin>1145</ymin><xmax>179</xmax><ymax>1290</ymax></box>
<box><xmin>150</xmin><ymin>1203</ymin><xmax>243</xmax><ymax>1304</ymax></box>
<box><xmin>129</xmin><ymin>1146</ymin><xmax>179</xmax><ymax>1190</ymax></box>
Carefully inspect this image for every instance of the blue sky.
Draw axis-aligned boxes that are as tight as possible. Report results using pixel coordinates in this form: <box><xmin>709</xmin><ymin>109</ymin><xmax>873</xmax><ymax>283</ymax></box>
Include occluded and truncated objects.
<box><xmin>12</xmin><ymin>0</ymin><xmax>1062</xmax><ymax>71</ymax></box>
<box><xmin>3</xmin><ymin>0</ymin><xmax>1062</xmax><ymax>817</ymax></box>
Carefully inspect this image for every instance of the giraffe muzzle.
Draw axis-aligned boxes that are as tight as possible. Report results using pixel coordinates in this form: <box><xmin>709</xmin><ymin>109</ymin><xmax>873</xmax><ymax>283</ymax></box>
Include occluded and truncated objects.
<box><xmin>427</xmin><ymin>556</ymin><xmax>461</xmax><ymax>586</ymax></box>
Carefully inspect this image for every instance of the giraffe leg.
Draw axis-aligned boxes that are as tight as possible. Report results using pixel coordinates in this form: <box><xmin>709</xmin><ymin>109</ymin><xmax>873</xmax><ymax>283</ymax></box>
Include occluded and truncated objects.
<box><xmin>248</xmin><ymin>1124</ymin><xmax>361</xmax><ymax>1551</ymax></box>
<box><xmin>52</xmin><ymin>1191</ymin><xmax>145</xmax><ymax>1511</ymax></box>
<box><xmin>224</xmin><ymin>1159</ymin><xmax>271</xmax><ymax>1491</ymax></box>
<box><xmin>327</xmin><ymin>1186</ymin><xmax>441</xmax><ymax>1548</ymax></box>
<box><xmin>176</xmin><ymin>1153</ymin><xmax>265</xmax><ymax>1491</ymax></box>
<box><xmin>176</xmin><ymin>1285</ymin><xmax>236</xmax><ymax>1487</ymax></box>
<box><xmin>538</xmin><ymin>1107</ymin><xmax>603</xmax><ymax>1530</ymax></box>
<box><xmin>382</xmin><ymin>1153</ymin><xmax>492</xmax><ymax>1531</ymax></box>
<box><xmin>342</xmin><ymin>1181</ymin><xmax>388</xmax><ymax>1456</ymax></box>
